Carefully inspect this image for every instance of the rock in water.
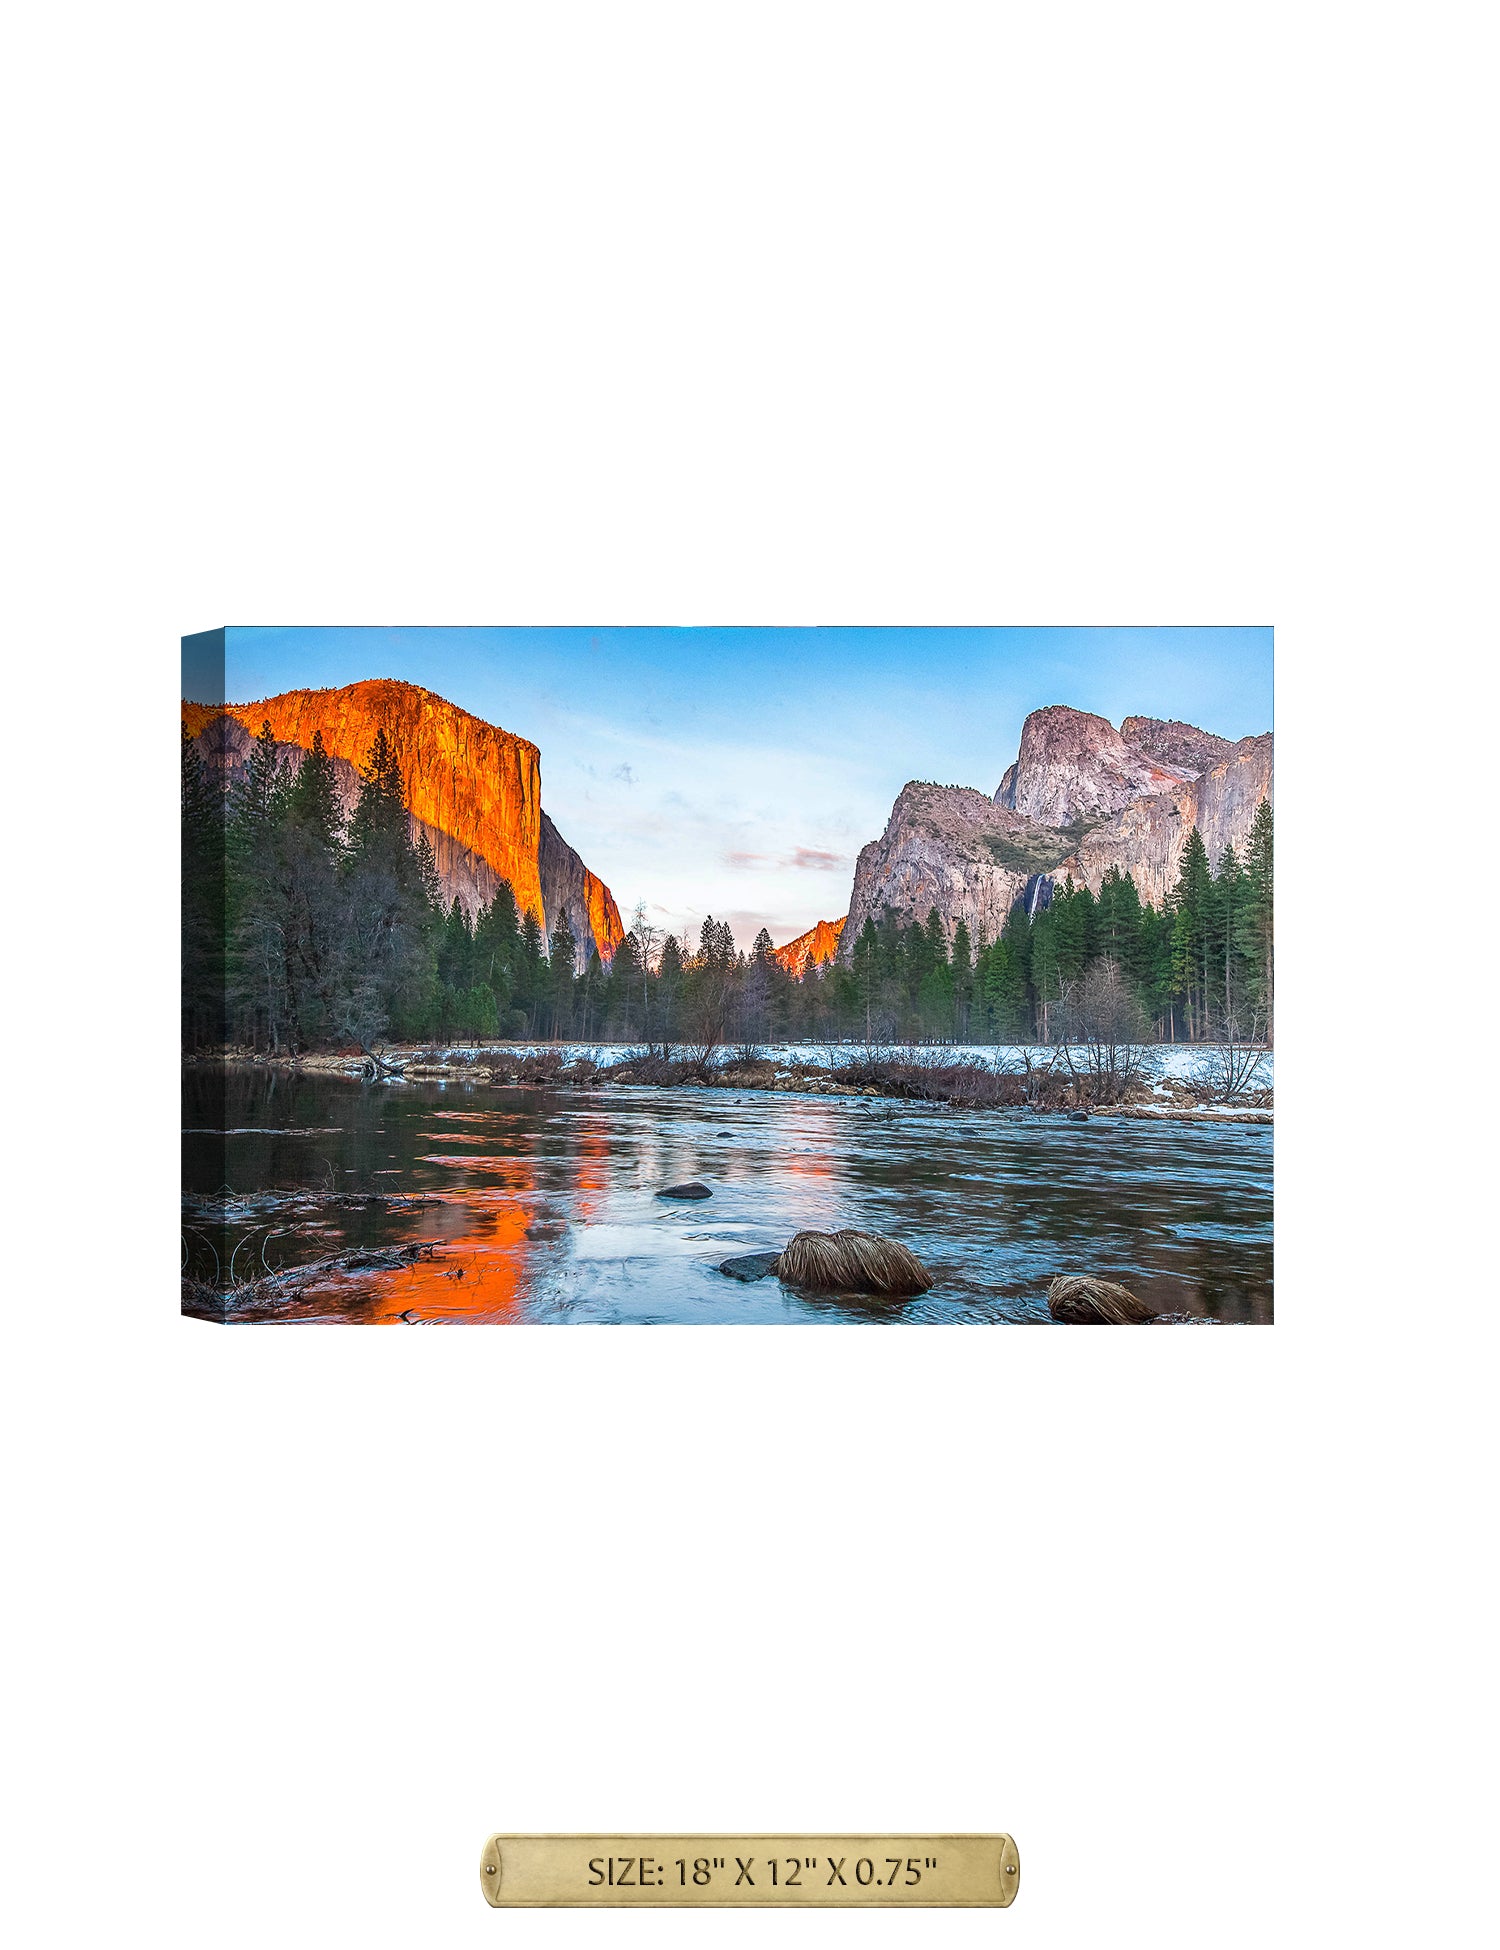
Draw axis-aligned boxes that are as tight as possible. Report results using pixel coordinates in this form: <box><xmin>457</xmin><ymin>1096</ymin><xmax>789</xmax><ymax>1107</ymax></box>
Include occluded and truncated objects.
<box><xmin>719</xmin><ymin>1252</ymin><xmax>782</xmax><ymax>1282</ymax></box>
<box><xmin>657</xmin><ymin>1181</ymin><xmax>712</xmax><ymax>1200</ymax></box>
<box><xmin>777</xmin><ymin>1229</ymin><xmax>933</xmax><ymax>1295</ymax></box>
<box><xmin>1048</xmin><ymin>1275</ymin><xmax>1160</xmax><ymax>1323</ymax></box>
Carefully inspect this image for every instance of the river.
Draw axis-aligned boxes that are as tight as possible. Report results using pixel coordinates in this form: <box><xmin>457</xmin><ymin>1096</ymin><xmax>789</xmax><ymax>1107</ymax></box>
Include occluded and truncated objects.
<box><xmin>182</xmin><ymin>1066</ymin><xmax>1273</xmax><ymax>1325</ymax></box>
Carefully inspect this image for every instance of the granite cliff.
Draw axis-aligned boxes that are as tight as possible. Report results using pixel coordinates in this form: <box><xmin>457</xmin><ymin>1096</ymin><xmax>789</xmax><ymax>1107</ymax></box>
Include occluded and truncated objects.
<box><xmin>842</xmin><ymin>785</ymin><xmax>1077</xmax><ymax>950</ymax></box>
<box><xmin>537</xmin><ymin>812</ymin><xmax>626</xmax><ymax>970</ymax></box>
<box><xmin>183</xmin><ymin>680</ymin><xmax>624</xmax><ymax>967</ymax></box>
<box><xmin>994</xmin><ymin>705</ymin><xmax>1210</xmax><ymax>824</ymax></box>
<box><xmin>842</xmin><ymin>706</ymin><xmax>1272</xmax><ymax>951</ymax></box>
<box><xmin>773</xmin><ymin>916</ymin><xmax>846</xmax><ymax>977</ymax></box>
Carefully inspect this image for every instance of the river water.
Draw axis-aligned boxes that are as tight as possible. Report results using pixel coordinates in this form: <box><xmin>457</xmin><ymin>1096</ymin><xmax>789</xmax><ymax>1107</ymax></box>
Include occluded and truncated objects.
<box><xmin>182</xmin><ymin>1067</ymin><xmax>1273</xmax><ymax>1325</ymax></box>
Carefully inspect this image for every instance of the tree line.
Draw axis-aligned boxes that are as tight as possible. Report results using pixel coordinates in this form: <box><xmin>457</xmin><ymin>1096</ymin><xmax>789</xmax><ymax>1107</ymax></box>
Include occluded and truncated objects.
<box><xmin>184</xmin><ymin>720</ymin><xmax>1272</xmax><ymax>1052</ymax></box>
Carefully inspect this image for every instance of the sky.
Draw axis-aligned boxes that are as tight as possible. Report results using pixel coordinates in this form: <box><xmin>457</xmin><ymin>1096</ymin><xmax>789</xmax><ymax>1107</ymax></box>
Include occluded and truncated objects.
<box><xmin>190</xmin><ymin>626</ymin><xmax>1272</xmax><ymax>950</ymax></box>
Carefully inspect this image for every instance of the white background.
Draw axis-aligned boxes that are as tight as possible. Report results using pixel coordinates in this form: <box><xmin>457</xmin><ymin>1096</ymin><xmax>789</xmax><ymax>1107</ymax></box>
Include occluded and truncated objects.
<box><xmin>5</xmin><ymin>4</ymin><xmax>1493</xmax><ymax>1947</ymax></box>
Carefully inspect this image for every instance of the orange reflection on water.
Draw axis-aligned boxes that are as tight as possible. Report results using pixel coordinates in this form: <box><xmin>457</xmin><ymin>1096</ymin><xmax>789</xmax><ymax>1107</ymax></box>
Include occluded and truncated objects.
<box><xmin>363</xmin><ymin>1197</ymin><xmax>536</xmax><ymax>1323</ymax></box>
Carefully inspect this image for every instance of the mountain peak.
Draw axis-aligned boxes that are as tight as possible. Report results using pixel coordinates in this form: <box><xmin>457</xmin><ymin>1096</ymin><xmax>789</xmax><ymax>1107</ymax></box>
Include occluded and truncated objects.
<box><xmin>774</xmin><ymin>916</ymin><xmax>846</xmax><ymax>976</ymax></box>
<box><xmin>1119</xmin><ymin>716</ymin><xmax>1233</xmax><ymax>776</ymax></box>
<box><xmin>995</xmin><ymin>704</ymin><xmax>1214</xmax><ymax>826</ymax></box>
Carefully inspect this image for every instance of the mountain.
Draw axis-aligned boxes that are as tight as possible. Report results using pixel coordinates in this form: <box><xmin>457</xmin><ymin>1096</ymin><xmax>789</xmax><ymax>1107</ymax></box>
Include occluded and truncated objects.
<box><xmin>842</xmin><ymin>785</ymin><xmax>1077</xmax><ymax>950</ymax></box>
<box><xmin>773</xmin><ymin>916</ymin><xmax>846</xmax><ymax>976</ymax></box>
<box><xmin>995</xmin><ymin>705</ymin><xmax>1219</xmax><ymax>824</ymax></box>
<box><xmin>841</xmin><ymin>706</ymin><xmax>1271</xmax><ymax>951</ymax></box>
<box><xmin>182</xmin><ymin>679</ymin><xmax>624</xmax><ymax>966</ymax></box>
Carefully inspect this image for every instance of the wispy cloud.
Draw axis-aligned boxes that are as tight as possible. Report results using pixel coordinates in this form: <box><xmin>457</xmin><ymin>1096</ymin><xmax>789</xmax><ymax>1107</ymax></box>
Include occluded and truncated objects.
<box><xmin>724</xmin><ymin>845</ymin><xmax>849</xmax><ymax>874</ymax></box>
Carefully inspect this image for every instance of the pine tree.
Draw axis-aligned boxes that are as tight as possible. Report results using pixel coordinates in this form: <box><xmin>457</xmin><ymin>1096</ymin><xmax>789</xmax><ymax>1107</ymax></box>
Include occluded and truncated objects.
<box><xmin>227</xmin><ymin>720</ymin><xmax>292</xmax><ymax>1049</ymax></box>
<box><xmin>287</xmin><ymin>728</ymin><xmax>342</xmax><ymax>853</ymax></box>
<box><xmin>181</xmin><ymin>726</ymin><xmax>226</xmax><ymax>1047</ymax></box>
<box><xmin>1000</xmin><ymin>899</ymin><xmax>1033</xmax><ymax>1031</ymax></box>
<box><xmin>517</xmin><ymin>908</ymin><xmax>547</xmax><ymax>1033</ymax></box>
<box><xmin>1096</xmin><ymin>867</ymin><xmax>1145</xmax><ymax>993</ymax></box>
<box><xmin>278</xmin><ymin>735</ymin><xmax>349</xmax><ymax>1048</ymax></box>
<box><xmin>1166</xmin><ymin>905</ymin><xmax>1192</xmax><ymax>1040</ymax></box>
<box><xmin>345</xmin><ymin>726</ymin><xmax>406</xmax><ymax>862</ymax></box>
<box><xmin>439</xmin><ymin>898</ymin><xmax>475</xmax><ymax>992</ymax></box>
<box><xmin>655</xmin><ymin>933</ymin><xmax>684</xmax><ymax>1045</ymax></box>
<box><xmin>474</xmin><ymin>880</ymin><xmax>521</xmax><ymax>1005</ymax></box>
<box><xmin>338</xmin><ymin>728</ymin><xmax>438</xmax><ymax>1046</ymax></box>
<box><xmin>470</xmin><ymin>981</ymin><xmax>499</xmax><ymax>1040</ymax></box>
<box><xmin>1053</xmin><ymin>876</ymin><xmax>1095</xmax><ymax>983</ymax></box>
<box><xmin>983</xmin><ymin>939</ymin><xmax>1031</xmax><ymax>1041</ymax></box>
<box><xmin>604</xmin><ymin>928</ymin><xmax>639</xmax><ymax>1039</ymax></box>
<box><xmin>950</xmin><ymin>918</ymin><xmax>974</xmax><ymax>1039</ymax></box>
<box><xmin>1030</xmin><ymin>906</ymin><xmax>1062</xmax><ymax>1041</ymax></box>
<box><xmin>1166</xmin><ymin>826</ymin><xmax>1214</xmax><ymax>1040</ymax></box>
<box><xmin>547</xmin><ymin>914</ymin><xmax>578</xmax><ymax>1037</ymax></box>
<box><xmin>1214</xmin><ymin>841</ymin><xmax>1248</xmax><ymax>1032</ymax></box>
<box><xmin>1239</xmin><ymin>798</ymin><xmax>1273</xmax><ymax>1040</ymax></box>
<box><xmin>851</xmin><ymin>916</ymin><xmax>881</xmax><ymax>1041</ymax></box>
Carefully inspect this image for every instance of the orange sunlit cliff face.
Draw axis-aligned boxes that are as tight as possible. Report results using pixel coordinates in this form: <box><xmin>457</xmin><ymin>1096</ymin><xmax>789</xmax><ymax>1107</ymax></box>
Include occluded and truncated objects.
<box><xmin>183</xmin><ymin>679</ymin><xmax>625</xmax><ymax>965</ymax></box>
<box><xmin>774</xmin><ymin>916</ymin><xmax>846</xmax><ymax>976</ymax></box>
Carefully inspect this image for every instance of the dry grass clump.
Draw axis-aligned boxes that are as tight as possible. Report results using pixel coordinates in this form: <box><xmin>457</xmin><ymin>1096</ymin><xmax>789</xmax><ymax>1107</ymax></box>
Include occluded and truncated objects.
<box><xmin>611</xmin><ymin>1053</ymin><xmax>692</xmax><ymax>1086</ymax></box>
<box><xmin>1047</xmin><ymin>1274</ymin><xmax>1161</xmax><ymax>1324</ymax></box>
<box><xmin>778</xmin><ymin>1229</ymin><xmax>933</xmax><ymax>1295</ymax></box>
<box><xmin>827</xmin><ymin>1050</ymin><xmax>1033</xmax><ymax>1108</ymax></box>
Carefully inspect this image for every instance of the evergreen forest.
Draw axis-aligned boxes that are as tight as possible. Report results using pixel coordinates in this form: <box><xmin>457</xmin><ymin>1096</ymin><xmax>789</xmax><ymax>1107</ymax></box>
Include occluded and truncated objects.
<box><xmin>183</xmin><ymin>723</ymin><xmax>1273</xmax><ymax>1054</ymax></box>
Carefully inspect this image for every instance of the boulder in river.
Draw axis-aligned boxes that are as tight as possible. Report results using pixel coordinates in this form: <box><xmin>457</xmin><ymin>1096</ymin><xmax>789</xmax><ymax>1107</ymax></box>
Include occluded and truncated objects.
<box><xmin>1047</xmin><ymin>1274</ymin><xmax>1160</xmax><ymax>1323</ymax></box>
<box><xmin>777</xmin><ymin>1229</ymin><xmax>933</xmax><ymax>1296</ymax></box>
<box><xmin>657</xmin><ymin>1181</ymin><xmax>712</xmax><ymax>1200</ymax></box>
<box><xmin>719</xmin><ymin>1251</ymin><xmax>782</xmax><ymax>1282</ymax></box>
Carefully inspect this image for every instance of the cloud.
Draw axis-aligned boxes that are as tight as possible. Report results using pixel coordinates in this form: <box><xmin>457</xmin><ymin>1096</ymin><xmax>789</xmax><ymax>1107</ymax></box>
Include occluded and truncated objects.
<box><xmin>724</xmin><ymin>845</ymin><xmax>848</xmax><ymax>873</ymax></box>
<box><xmin>534</xmin><ymin>705</ymin><xmax>881</xmax><ymax>949</ymax></box>
<box><xmin>610</xmin><ymin>762</ymin><xmax>636</xmax><ymax>785</ymax></box>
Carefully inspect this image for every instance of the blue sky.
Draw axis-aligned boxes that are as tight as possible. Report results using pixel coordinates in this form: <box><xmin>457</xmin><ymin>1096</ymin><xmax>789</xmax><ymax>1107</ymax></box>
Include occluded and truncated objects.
<box><xmin>194</xmin><ymin>626</ymin><xmax>1272</xmax><ymax>948</ymax></box>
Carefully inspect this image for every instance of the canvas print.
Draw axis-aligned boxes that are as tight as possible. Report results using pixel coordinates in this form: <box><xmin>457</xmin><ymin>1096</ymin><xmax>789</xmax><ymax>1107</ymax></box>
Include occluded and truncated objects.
<box><xmin>182</xmin><ymin>627</ymin><xmax>1272</xmax><ymax>1325</ymax></box>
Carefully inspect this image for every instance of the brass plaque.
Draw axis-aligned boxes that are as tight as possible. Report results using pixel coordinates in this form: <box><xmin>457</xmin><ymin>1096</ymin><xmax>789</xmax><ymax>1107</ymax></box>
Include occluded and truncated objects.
<box><xmin>479</xmin><ymin>1834</ymin><xmax>1019</xmax><ymax>1907</ymax></box>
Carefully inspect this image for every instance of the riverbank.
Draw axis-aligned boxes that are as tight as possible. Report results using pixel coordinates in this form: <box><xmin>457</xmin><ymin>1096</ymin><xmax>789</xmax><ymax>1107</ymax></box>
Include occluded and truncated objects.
<box><xmin>186</xmin><ymin>1041</ymin><xmax>1273</xmax><ymax>1124</ymax></box>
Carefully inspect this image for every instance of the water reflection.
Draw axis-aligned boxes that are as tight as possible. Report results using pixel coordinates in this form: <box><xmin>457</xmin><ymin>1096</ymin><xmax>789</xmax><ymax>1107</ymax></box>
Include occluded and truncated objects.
<box><xmin>182</xmin><ymin>1067</ymin><xmax>1273</xmax><ymax>1326</ymax></box>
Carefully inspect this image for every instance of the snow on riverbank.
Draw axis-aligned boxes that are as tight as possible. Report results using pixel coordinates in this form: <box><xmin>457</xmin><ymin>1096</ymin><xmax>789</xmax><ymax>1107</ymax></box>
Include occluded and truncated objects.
<box><xmin>418</xmin><ymin>1039</ymin><xmax>1273</xmax><ymax>1090</ymax></box>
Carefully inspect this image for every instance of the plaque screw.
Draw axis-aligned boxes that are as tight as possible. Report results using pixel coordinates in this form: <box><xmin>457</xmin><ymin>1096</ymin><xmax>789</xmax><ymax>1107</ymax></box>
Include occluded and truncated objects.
<box><xmin>1005</xmin><ymin>1865</ymin><xmax>1017</xmax><ymax>1875</ymax></box>
<box><xmin>485</xmin><ymin>1865</ymin><xmax>496</xmax><ymax>1874</ymax></box>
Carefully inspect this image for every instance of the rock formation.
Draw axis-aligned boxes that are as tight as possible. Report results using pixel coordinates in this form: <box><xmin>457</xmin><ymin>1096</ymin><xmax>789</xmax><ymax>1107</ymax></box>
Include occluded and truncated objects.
<box><xmin>773</xmin><ymin>915</ymin><xmax>846</xmax><ymax>976</ymax></box>
<box><xmin>537</xmin><ymin>812</ymin><xmax>626</xmax><ymax>970</ymax></box>
<box><xmin>842</xmin><ymin>784</ymin><xmax>1077</xmax><ymax>951</ymax></box>
<box><xmin>841</xmin><ymin>706</ymin><xmax>1271</xmax><ymax>950</ymax></box>
<box><xmin>183</xmin><ymin>679</ymin><xmax>624</xmax><ymax>967</ymax></box>
<box><xmin>1118</xmin><ymin>716</ymin><xmax>1233</xmax><ymax>777</ymax></box>
<box><xmin>994</xmin><ymin>705</ymin><xmax>1202</xmax><ymax>825</ymax></box>
<box><xmin>1068</xmin><ymin>731</ymin><xmax>1273</xmax><ymax>909</ymax></box>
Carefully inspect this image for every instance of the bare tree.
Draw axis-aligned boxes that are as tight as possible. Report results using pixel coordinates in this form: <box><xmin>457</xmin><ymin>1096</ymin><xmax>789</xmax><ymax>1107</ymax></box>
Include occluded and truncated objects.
<box><xmin>628</xmin><ymin>901</ymin><xmax>664</xmax><ymax>1051</ymax></box>
<box><xmin>1190</xmin><ymin>1008</ymin><xmax>1271</xmax><ymax>1103</ymax></box>
<box><xmin>1054</xmin><ymin>958</ymin><xmax>1159</xmax><ymax>1104</ymax></box>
